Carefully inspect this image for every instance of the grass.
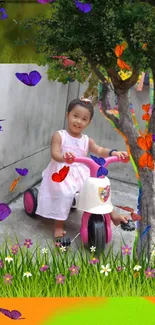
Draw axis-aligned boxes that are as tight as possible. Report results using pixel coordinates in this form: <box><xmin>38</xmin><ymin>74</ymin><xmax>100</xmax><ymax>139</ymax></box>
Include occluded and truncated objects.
<box><xmin>0</xmin><ymin>236</ymin><xmax>154</xmax><ymax>297</ymax></box>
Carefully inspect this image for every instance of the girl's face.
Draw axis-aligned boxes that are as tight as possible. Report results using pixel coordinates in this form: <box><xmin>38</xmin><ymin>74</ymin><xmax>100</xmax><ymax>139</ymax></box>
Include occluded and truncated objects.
<box><xmin>66</xmin><ymin>105</ymin><xmax>91</xmax><ymax>137</ymax></box>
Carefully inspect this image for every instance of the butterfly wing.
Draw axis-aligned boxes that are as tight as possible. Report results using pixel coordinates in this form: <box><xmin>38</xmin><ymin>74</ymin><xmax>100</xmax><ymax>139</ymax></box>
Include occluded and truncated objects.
<box><xmin>0</xmin><ymin>203</ymin><xmax>11</xmax><ymax>221</ymax></box>
<box><xmin>29</xmin><ymin>71</ymin><xmax>42</xmax><ymax>86</ymax></box>
<box><xmin>15</xmin><ymin>73</ymin><xmax>31</xmax><ymax>86</ymax></box>
<box><xmin>98</xmin><ymin>157</ymin><xmax>106</xmax><ymax>166</ymax></box>
<box><xmin>131</xmin><ymin>212</ymin><xmax>142</xmax><ymax>221</ymax></box>
<box><xmin>10</xmin><ymin>178</ymin><xmax>20</xmax><ymax>191</ymax></box>
<box><xmin>75</xmin><ymin>1</ymin><xmax>92</xmax><ymax>13</ymax></box>
<box><xmin>15</xmin><ymin>168</ymin><xmax>29</xmax><ymax>176</ymax></box>
<box><xmin>59</xmin><ymin>166</ymin><xmax>70</xmax><ymax>181</ymax></box>
<box><xmin>1</xmin><ymin>13</ymin><xmax>8</xmax><ymax>20</ymax></box>
<box><xmin>37</xmin><ymin>0</ymin><xmax>49</xmax><ymax>3</ymax></box>
<box><xmin>145</xmin><ymin>133</ymin><xmax>152</xmax><ymax>150</ymax></box>
<box><xmin>63</xmin><ymin>59</ymin><xmax>75</xmax><ymax>67</ymax></box>
<box><xmin>90</xmin><ymin>155</ymin><xmax>100</xmax><ymax>165</ymax></box>
<box><xmin>114</xmin><ymin>45</ymin><xmax>122</xmax><ymax>57</ymax></box>
<box><xmin>142</xmin><ymin>43</ymin><xmax>147</xmax><ymax>49</ymax></box>
<box><xmin>0</xmin><ymin>308</ymin><xmax>12</xmax><ymax>319</ymax></box>
<box><xmin>117</xmin><ymin>59</ymin><xmax>131</xmax><ymax>71</ymax></box>
<box><xmin>142</xmin><ymin>113</ymin><xmax>150</xmax><ymax>121</ymax></box>
<box><xmin>147</xmin><ymin>153</ymin><xmax>154</xmax><ymax>170</ymax></box>
<box><xmin>0</xmin><ymin>8</ymin><xmax>6</xmax><ymax>13</ymax></box>
<box><xmin>138</xmin><ymin>152</ymin><xmax>148</xmax><ymax>168</ymax></box>
<box><xmin>142</xmin><ymin>103</ymin><xmax>150</xmax><ymax>112</ymax></box>
<box><xmin>137</xmin><ymin>136</ymin><xmax>148</xmax><ymax>150</ymax></box>
<box><xmin>11</xmin><ymin>310</ymin><xmax>22</xmax><ymax>320</ymax></box>
<box><xmin>116</xmin><ymin>205</ymin><xmax>134</xmax><ymax>213</ymax></box>
<box><xmin>51</xmin><ymin>173</ymin><xmax>62</xmax><ymax>182</ymax></box>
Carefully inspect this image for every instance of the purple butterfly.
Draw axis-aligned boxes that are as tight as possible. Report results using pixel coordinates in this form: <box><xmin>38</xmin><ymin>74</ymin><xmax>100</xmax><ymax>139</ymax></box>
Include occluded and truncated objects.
<box><xmin>0</xmin><ymin>8</ymin><xmax>8</xmax><ymax>20</ymax></box>
<box><xmin>15</xmin><ymin>168</ymin><xmax>29</xmax><ymax>176</ymax></box>
<box><xmin>15</xmin><ymin>71</ymin><xmax>42</xmax><ymax>86</ymax></box>
<box><xmin>0</xmin><ymin>308</ymin><xmax>25</xmax><ymax>320</ymax></box>
<box><xmin>37</xmin><ymin>0</ymin><xmax>56</xmax><ymax>3</ymax></box>
<box><xmin>0</xmin><ymin>203</ymin><xmax>12</xmax><ymax>221</ymax></box>
<box><xmin>152</xmin><ymin>134</ymin><xmax>155</xmax><ymax>142</ymax></box>
<box><xmin>75</xmin><ymin>1</ymin><xmax>92</xmax><ymax>13</ymax></box>
<box><xmin>90</xmin><ymin>155</ymin><xmax>108</xmax><ymax>177</ymax></box>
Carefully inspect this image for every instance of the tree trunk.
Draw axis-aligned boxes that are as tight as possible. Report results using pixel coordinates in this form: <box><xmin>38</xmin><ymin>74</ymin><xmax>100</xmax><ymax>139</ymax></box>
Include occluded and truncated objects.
<box><xmin>138</xmin><ymin>169</ymin><xmax>155</xmax><ymax>256</ymax></box>
<box><xmin>114</xmin><ymin>90</ymin><xmax>155</xmax><ymax>256</ymax></box>
<box><xmin>94</xmin><ymin>66</ymin><xmax>155</xmax><ymax>256</ymax></box>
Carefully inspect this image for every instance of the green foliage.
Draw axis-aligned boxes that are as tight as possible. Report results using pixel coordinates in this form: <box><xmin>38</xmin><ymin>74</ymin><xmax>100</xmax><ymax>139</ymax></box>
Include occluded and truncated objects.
<box><xmin>0</xmin><ymin>3</ymin><xmax>51</xmax><ymax>63</ymax></box>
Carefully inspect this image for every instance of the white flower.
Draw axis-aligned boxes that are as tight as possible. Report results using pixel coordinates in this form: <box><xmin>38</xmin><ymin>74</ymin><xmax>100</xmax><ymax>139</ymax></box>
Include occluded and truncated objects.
<box><xmin>90</xmin><ymin>246</ymin><xmax>96</xmax><ymax>252</ymax></box>
<box><xmin>41</xmin><ymin>248</ymin><xmax>48</xmax><ymax>254</ymax></box>
<box><xmin>151</xmin><ymin>249</ymin><xmax>155</xmax><ymax>258</ymax></box>
<box><xmin>5</xmin><ymin>256</ymin><xmax>13</xmax><ymax>263</ymax></box>
<box><xmin>23</xmin><ymin>272</ymin><xmax>32</xmax><ymax>278</ymax></box>
<box><xmin>60</xmin><ymin>246</ymin><xmax>66</xmax><ymax>252</ymax></box>
<box><xmin>133</xmin><ymin>265</ymin><xmax>142</xmax><ymax>271</ymax></box>
<box><xmin>100</xmin><ymin>264</ymin><xmax>111</xmax><ymax>276</ymax></box>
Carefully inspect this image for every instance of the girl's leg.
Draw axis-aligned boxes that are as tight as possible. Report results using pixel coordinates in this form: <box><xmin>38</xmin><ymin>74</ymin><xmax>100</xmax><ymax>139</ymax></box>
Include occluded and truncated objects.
<box><xmin>54</xmin><ymin>220</ymin><xmax>66</xmax><ymax>238</ymax></box>
<box><xmin>111</xmin><ymin>209</ymin><xmax>129</xmax><ymax>226</ymax></box>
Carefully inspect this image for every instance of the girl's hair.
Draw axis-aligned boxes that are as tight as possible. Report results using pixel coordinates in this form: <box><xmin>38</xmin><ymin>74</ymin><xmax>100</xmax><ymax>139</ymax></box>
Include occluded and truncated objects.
<box><xmin>67</xmin><ymin>98</ymin><xmax>94</xmax><ymax>120</ymax></box>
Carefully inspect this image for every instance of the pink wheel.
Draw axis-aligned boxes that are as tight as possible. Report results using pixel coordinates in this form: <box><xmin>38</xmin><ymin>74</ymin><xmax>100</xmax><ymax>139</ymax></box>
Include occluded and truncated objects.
<box><xmin>23</xmin><ymin>188</ymin><xmax>38</xmax><ymax>217</ymax></box>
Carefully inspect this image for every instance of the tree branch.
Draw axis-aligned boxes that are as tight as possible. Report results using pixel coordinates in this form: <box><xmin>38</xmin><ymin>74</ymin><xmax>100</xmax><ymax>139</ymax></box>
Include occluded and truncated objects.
<box><xmin>107</xmin><ymin>68</ymin><xmax>139</xmax><ymax>92</ymax></box>
<box><xmin>99</xmin><ymin>82</ymin><xmax>120</xmax><ymax>129</ymax></box>
<box><xmin>86</xmin><ymin>56</ymin><xmax>110</xmax><ymax>85</ymax></box>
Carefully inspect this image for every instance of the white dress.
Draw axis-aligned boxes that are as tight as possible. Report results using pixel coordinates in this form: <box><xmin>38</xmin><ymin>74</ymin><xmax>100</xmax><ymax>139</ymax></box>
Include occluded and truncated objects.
<box><xmin>36</xmin><ymin>130</ymin><xmax>90</xmax><ymax>220</ymax></box>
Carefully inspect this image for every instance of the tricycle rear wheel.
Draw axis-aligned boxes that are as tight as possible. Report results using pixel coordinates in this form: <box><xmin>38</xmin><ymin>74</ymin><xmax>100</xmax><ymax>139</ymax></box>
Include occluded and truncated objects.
<box><xmin>88</xmin><ymin>214</ymin><xmax>106</xmax><ymax>255</ymax></box>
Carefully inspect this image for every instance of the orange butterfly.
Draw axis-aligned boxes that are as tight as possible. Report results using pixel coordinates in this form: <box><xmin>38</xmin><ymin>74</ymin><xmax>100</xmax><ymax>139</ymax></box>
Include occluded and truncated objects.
<box><xmin>114</xmin><ymin>43</ymin><xmax>131</xmax><ymax>71</ymax></box>
<box><xmin>116</xmin><ymin>205</ymin><xmax>142</xmax><ymax>221</ymax></box>
<box><xmin>10</xmin><ymin>177</ymin><xmax>21</xmax><ymax>191</ymax></box>
<box><xmin>142</xmin><ymin>103</ymin><xmax>150</xmax><ymax>121</ymax></box>
<box><xmin>142</xmin><ymin>43</ymin><xmax>147</xmax><ymax>49</ymax></box>
<box><xmin>137</xmin><ymin>133</ymin><xmax>154</xmax><ymax>170</ymax></box>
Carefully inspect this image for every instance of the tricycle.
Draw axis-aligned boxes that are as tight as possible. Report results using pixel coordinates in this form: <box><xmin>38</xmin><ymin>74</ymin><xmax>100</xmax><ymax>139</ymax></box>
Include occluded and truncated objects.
<box><xmin>23</xmin><ymin>155</ymin><xmax>135</xmax><ymax>254</ymax></box>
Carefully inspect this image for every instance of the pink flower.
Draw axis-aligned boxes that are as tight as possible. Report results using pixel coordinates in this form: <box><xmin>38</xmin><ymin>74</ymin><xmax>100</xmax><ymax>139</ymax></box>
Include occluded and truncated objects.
<box><xmin>122</xmin><ymin>245</ymin><xmax>132</xmax><ymax>255</ymax></box>
<box><xmin>89</xmin><ymin>257</ymin><xmax>99</xmax><ymax>264</ymax></box>
<box><xmin>68</xmin><ymin>264</ymin><xmax>80</xmax><ymax>275</ymax></box>
<box><xmin>11</xmin><ymin>244</ymin><xmax>19</xmax><ymax>255</ymax></box>
<box><xmin>3</xmin><ymin>274</ymin><xmax>13</xmax><ymax>284</ymax></box>
<box><xmin>40</xmin><ymin>264</ymin><xmax>49</xmax><ymax>272</ymax></box>
<box><xmin>0</xmin><ymin>260</ymin><xmax>4</xmax><ymax>268</ymax></box>
<box><xmin>56</xmin><ymin>274</ymin><xmax>66</xmax><ymax>284</ymax></box>
<box><xmin>145</xmin><ymin>267</ymin><xmax>155</xmax><ymax>278</ymax></box>
<box><xmin>24</xmin><ymin>239</ymin><xmax>33</xmax><ymax>248</ymax></box>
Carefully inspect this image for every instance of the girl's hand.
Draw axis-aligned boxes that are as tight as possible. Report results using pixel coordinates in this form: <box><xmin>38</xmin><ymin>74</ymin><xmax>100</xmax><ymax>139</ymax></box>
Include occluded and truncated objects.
<box><xmin>112</xmin><ymin>151</ymin><xmax>128</xmax><ymax>160</ymax></box>
<box><xmin>63</xmin><ymin>152</ymin><xmax>75</xmax><ymax>164</ymax></box>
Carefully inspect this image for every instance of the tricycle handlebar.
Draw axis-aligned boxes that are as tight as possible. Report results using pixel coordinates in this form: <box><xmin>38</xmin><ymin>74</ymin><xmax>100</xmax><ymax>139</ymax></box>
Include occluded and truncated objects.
<box><xmin>73</xmin><ymin>156</ymin><xmax>129</xmax><ymax>177</ymax></box>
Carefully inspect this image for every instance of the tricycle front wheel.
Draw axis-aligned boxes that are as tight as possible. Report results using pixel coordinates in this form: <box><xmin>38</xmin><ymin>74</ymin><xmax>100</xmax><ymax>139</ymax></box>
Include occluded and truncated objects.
<box><xmin>88</xmin><ymin>214</ymin><xmax>106</xmax><ymax>255</ymax></box>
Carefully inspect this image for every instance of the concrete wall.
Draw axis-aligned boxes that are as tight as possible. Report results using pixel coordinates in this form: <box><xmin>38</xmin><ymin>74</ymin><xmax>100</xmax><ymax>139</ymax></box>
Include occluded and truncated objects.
<box><xmin>0</xmin><ymin>64</ymin><xmax>149</xmax><ymax>203</ymax></box>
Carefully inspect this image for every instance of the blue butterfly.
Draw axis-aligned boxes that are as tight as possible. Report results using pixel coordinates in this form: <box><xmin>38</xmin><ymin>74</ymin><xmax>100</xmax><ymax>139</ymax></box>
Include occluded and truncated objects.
<box><xmin>0</xmin><ymin>8</ymin><xmax>8</xmax><ymax>20</ymax></box>
<box><xmin>140</xmin><ymin>225</ymin><xmax>151</xmax><ymax>240</ymax></box>
<box><xmin>75</xmin><ymin>1</ymin><xmax>92</xmax><ymax>13</ymax></box>
<box><xmin>90</xmin><ymin>155</ymin><xmax>108</xmax><ymax>177</ymax></box>
<box><xmin>15</xmin><ymin>71</ymin><xmax>42</xmax><ymax>87</ymax></box>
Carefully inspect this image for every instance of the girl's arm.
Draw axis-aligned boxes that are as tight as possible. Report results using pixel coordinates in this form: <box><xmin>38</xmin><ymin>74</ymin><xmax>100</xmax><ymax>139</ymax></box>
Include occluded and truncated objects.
<box><xmin>89</xmin><ymin>138</ymin><xmax>128</xmax><ymax>158</ymax></box>
<box><xmin>51</xmin><ymin>132</ymin><xmax>64</xmax><ymax>162</ymax></box>
<box><xmin>89</xmin><ymin>138</ymin><xmax>112</xmax><ymax>158</ymax></box>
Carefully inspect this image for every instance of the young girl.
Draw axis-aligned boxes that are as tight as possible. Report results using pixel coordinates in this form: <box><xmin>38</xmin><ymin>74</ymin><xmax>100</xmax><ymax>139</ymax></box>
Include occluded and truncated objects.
<box><xmin>36</xmin><ymin>97</ymin><xmax>129</xmax><ymax>238</ymax></box>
